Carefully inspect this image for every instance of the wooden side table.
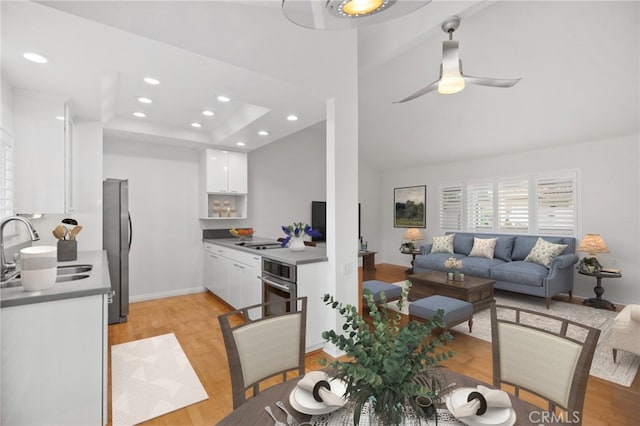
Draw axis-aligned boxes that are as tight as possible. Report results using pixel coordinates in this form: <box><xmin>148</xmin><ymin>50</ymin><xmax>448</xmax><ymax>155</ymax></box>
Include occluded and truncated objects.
<box><xmin>579</xmin><ymin>269</ymin><xmax>621</xmax><ymax>310</ymax></box>
<box><xmin>359</xmin><ymin>251</ymin><xmax>377</xmax><ymax>281</ymax></box>
<box><xmin>402</xmin><ymin>249</ymin><xmax>422</xmax><ymax>274</ymax></box>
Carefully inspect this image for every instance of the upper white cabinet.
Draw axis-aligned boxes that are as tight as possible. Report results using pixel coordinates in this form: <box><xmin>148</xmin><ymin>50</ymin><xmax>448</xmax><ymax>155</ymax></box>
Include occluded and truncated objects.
<box><xmin>205</xmin><ymin>149</ymin><xmax>247</xmax><ymax>194</ymax></box>
<box><xmin>200</xmin><ymin>149</ymin><xmax>248</xmax><ymax>219</ymax></box>
<box><xmin>13</xmin><ymin>89</ymin><xmax>74</xmax><ymax>214</ymax></box>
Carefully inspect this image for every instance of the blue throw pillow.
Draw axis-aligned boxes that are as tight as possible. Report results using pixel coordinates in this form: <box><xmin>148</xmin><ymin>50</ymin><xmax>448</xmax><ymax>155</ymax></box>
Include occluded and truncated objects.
<box><xmin>494</xmin><ymin>236</ymin><xmax>516</xmax><ymax>262</ymax></box>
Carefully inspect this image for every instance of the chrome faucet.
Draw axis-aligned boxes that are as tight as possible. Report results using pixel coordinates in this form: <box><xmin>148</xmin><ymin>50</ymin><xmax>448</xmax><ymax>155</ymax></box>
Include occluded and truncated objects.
<box><xmin>1</xmin><ymin>216</ymin><xmax>40</xmax><ymax>281</ymax></box>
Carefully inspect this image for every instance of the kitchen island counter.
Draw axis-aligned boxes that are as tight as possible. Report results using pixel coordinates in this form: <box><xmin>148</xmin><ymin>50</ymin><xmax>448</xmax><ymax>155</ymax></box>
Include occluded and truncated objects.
<box><xmin>0</xmin><ymin>250</ymin><xmax>111</xmax><ymax>308</ymax></box>
<box><xmin>203</xmin><ymin>237</ymin><xmax>328</xmax><ymax>265</ymax></box>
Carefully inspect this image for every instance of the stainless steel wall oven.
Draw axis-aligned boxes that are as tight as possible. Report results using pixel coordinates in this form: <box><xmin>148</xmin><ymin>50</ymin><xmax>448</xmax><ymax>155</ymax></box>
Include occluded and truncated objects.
<box><xmin>261</xmin><ymin>257</ymin><xmax>297</xmax><ymax>316</ymax></box>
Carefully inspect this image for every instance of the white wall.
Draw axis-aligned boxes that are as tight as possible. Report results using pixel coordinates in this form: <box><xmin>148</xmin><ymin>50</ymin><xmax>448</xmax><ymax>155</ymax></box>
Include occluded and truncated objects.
<box><xmin>247</xmin><ymin>122</ymin><xmax>326</xmax><ymax>240</ymax></box>
<box><xmin>380</xmin><ymin>133</ymin><xmax>640</xmax><ymax>305</ymax></box>
<box><xmin>104</xmin><ymin>138</ymin><xmax>203</xmax><ymax>301</ymax></box>
<box><xmin>358</xmin><ymin>158</ymin><xmax>384</xmax><ymax>255</ymax></box>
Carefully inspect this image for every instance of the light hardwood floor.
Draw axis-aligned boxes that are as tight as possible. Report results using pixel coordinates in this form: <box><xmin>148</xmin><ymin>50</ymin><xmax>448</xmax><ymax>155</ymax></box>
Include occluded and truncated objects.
<box><xmin>107</xmin><ymin>264</ymin><xmax>640</xmax><ymax>425</ymax></box>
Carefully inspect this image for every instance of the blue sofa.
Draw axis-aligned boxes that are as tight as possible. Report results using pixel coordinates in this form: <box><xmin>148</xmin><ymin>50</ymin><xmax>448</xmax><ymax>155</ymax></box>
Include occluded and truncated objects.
<box><xmin>413</xmin><ymin>232</ymin><xmax>578</xmax><ymax>308</ymax></box>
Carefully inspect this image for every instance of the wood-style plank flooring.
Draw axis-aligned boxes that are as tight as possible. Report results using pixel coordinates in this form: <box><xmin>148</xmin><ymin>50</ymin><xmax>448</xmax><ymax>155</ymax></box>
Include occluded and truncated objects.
<box><xmin>107</xmin><ymin>264</ymin><xmax>640</xmax><ymax>425</ymax></box>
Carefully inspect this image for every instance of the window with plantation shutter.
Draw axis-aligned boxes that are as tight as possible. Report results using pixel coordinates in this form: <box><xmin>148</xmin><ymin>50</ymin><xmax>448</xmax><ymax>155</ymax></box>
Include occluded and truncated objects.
<box><xmin>439</xmin><ymin>169</ymin><xmax>578</xmax><ymax>236</ymax></box>
<box><xmin>0</xmin><ymin>129</ymin><xmax>13</xmax><ymax>220</ymax></box>
<box><xmin>467</xmin><ymin>182</ymin><xmax>493</xmax><ymax>231</ymax></box>
<box><xmin>440</xmin><ymin>185</ymin><xmax>462</xmax><ymax>230</ymax></box>
<box><xmin>535</xmin><ymin>173</ymin><xmax>576</xmax><ymax>236</ymax></box>
<box><xmin>498</xmin><ymin>179</ymin><xmax>529</xmax><ymax>233</ymax></box>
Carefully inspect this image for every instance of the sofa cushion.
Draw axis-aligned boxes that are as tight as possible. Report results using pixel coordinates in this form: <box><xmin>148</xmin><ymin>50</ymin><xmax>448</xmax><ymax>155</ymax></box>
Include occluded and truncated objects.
<box><xmin>490</xmin><ymin>261</ymin><xmax>549</xmax><ymax>287</ymax></box>
<box><xmin>453</xmin><ymin>234</ymin><xmax>474</xmax><ymax>255</ymax></box>
<box><xmin>511</xmin><ymin>235</ymin><xmax>567</xmax><ymax>261</ymax></box>
<box><xmin>524</xmin><ymin>237</ymin><xmax>568</xmax><ymax>268</ymax></box>
<box><xmin>494</xmin><ymin>236</ymin><xmax>516</xmax><ymax>262</ymax></box>
<box><xmin>460</xmin><ymin>256</ymin><xmax>504</xmax><ymax>279</ymax></box>
<box><xmin>409</xmin><ymin>295</ymin><xmax>473</xmax><ymax>326</ymax></box>
<box><xmin>414</xmin><ymin>252</ymin><xmax>465</xmax><ymax>271</ymax></box>
<box><xmin>431</xmin><ymin>234</ymin><xmax>454</xmax><ymax>254</ymax></box>
<box><xmin>469</xmin><ymin>237</ymin><xmax>498</xmax><ymax>259</ymax></box>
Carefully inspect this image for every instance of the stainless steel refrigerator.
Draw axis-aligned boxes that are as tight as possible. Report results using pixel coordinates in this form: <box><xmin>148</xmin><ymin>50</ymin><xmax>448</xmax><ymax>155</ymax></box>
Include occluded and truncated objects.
<box><xmin>103</xmin><ymin>178</ymin><xmax>131</xmax><ymax>324</ymax></box>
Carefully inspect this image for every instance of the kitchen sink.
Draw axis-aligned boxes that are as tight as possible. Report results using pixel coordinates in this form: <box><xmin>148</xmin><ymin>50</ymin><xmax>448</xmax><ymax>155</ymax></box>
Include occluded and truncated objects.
<box><xmin>0</xmin><ymin>264</ymin><xmax>93</xmax><ymax>289</ymax></box>
<box><xmin>56</xmin><ymin>264</ymin><xmax>93</xmax><ymax>275</ymax></box>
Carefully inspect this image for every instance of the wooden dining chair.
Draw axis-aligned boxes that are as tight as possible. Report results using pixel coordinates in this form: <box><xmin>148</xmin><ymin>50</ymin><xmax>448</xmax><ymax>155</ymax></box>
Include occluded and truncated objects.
<box><xmin>490</xmin><ymin>302</ymin><xmax>600</xmax><ymax>425</ymax></box>
<box><xmin>218</xmin><ymin>297</ymin><xmax>307</xmax><ymax>409</ymax></box>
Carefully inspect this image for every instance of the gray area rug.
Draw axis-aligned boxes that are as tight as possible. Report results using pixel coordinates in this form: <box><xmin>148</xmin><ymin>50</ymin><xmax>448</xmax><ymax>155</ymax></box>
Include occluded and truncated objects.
<box><xmin>389</xmin><ymin>285</ymin><xmax>639</xmax><ymax>387</ymax></box>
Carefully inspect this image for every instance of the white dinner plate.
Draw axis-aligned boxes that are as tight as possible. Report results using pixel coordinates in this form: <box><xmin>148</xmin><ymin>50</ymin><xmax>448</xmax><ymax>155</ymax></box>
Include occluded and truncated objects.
<box><xmin>288</xmin><ymin>378</ymin><xmax>347</xmax><ymax>415</ymax></box>
<box><xmin>445</xmin><ymin>388</ymin><xmax>516</xmax><ymax>426</ymax></box>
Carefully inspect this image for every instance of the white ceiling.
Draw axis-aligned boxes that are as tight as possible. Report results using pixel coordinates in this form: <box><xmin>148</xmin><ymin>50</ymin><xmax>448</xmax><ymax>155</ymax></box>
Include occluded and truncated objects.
<box><xmin>2</xmin><ymin>1</ymin><xmax>638</xmax><ymax>169</ymax></box>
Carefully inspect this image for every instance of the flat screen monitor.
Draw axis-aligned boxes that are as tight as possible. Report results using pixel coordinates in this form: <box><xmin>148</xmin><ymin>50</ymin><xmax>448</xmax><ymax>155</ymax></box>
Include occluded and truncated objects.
<box><xmin>311</xmin><ymin>201</ymin><xmax>361</xmax><ymax>242</ymax></box>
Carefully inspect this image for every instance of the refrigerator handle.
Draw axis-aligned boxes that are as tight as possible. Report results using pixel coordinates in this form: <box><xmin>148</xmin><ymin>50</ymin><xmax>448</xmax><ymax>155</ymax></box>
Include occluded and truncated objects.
<box><xmin>128</xmin><ymin>212</ymin><xmax>133</xmax><ymax>249</ymax></box>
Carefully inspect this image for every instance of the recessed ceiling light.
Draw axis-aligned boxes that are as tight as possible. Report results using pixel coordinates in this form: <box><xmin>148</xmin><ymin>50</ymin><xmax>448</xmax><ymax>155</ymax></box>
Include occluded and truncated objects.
<box><xmin>133</xmin><ymin>112</ymin><xmax>146</xmax><ymax>118</ymax></box>
<box><xmin>23</xmin><ymin>52</ymin><xmax>48</xmax><ymax>64</ymax></box>
<box><xmin>55</xmin><ymin>116</ymin><xmax>65</xmax><ymax>121</ymax></box>
<box><xmin>258</xmin><ymin>130</ymin><xmax>269</xmax><ymax>136</ymax></box>
<box><xmin>286</xmin><ymin>115</ymin><xmax>299</xmax><ymax>121</ymax></box>
<box><xmin>137</xmin><ymin>97</ymin><xmax>152</xmax><ymax>104</ymax></box>
<box><xmin>191</xmin><ymin>122</ymin><xmax>203</xmax><ymax>128</ymax></box>
<box><xmin>202</xmin><ymin>110</ymin><xmax>215</xmax><ymax>117</ymax></box>
<box><xmin>236</xmin><ymin>142</ymin><xmax>246</xmax><ymax>147</ymax></box>
<box><xmin>217</xmin><ymin>95</ymin><xmax>230</xmax><ymax>103</ymax></box>
<box><xmin>144</xmin><ymin>77</ymin><xmax>160</xmax><ymax>85</ymax></box>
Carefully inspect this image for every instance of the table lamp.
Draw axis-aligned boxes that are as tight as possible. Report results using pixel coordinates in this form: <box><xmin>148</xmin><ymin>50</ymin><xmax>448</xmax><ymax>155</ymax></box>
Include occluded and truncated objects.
<box><xmin>402</xmin><ymin>228</ymin><xmax>423</xmax><ymax>250</ymax></box>
<box><xmin>577</xmin><ymin>234</ymin><xmax>609</xmax><ymax>258</ymax></box>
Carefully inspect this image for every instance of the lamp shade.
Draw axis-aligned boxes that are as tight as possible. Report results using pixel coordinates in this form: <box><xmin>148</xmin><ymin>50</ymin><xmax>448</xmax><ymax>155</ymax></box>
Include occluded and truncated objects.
<box><xmin>402</xmin><ymin>228</ymin><xmax>423</xmax><ymax>242</ymax></box>
<box><xmin>577</xmin><ymin>234</ymin><xmax>609</xmax><ymax>255</ymax></box>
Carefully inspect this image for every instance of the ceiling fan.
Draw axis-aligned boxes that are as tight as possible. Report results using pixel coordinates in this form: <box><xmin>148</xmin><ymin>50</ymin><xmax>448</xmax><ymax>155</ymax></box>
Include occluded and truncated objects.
<box><xmin>395</xmin><ymin>16</ymin><xmax>521</xmax><ymax>103</ymax></box>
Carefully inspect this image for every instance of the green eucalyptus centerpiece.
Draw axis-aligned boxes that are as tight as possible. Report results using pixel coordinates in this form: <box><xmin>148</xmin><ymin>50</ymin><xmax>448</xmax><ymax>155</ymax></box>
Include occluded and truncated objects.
<box><xmin>321</xmin><ymin>281</ymin><xmax>454</xmax><ymax>425</ymax></box>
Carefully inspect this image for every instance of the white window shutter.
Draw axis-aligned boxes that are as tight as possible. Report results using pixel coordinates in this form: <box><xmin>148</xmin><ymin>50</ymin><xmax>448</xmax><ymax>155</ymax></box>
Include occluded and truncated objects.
<box><xmin>535</xmin><ymin>173</ymin><xmax>576</xmax><ymax>236</ymax></box>
<box><xmin>440</xmin><ymin>185</ymin><xmax>462</xmax><ymax>231</ymax></box>
<box><xmin>498</xmin><ymin>179</ymin><xmax>529</xmax><ymax>233</ymax></box>
<box><xmin>467</xmin><ymin>182</ymin><xmax>494</xmax><ymax>231</ymax></box>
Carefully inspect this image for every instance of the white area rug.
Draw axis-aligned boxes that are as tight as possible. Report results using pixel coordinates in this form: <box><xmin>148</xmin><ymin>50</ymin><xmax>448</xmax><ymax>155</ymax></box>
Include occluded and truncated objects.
<box><xmin>111</xmin><ymin>333</ymin><xmax>208</xmax><ymax>426</ymax></box>
<box><xmin>388</xmin><ymin>283</ymin><xmax>639</xmax><ymax>387</ymax></box>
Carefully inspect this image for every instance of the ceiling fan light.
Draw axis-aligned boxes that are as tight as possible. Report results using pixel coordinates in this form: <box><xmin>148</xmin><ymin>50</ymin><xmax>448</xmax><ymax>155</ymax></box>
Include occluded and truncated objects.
<box><xmin>438</xmin><ymin>76</ymin><xmax>465</xmax><ymax>95</ymax></box>
<box><xmin>340</xmin><ymin>0</ymin><xmax>385</xmax><ymax>16</ymax></box>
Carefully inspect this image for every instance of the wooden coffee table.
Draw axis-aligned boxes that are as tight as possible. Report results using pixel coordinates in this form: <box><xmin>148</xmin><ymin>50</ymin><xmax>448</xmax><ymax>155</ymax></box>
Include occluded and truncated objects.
<box><xmin>407</xmin><ymin>271</ymin><xmax>495</xmax><ymax>312</ymax></box>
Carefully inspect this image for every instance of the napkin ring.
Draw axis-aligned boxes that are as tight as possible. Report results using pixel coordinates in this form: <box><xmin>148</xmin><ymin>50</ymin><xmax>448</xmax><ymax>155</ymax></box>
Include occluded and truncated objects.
<box><xmin>467</xmin><ymin>391</ymin><xmax>488</xmax><ymax>415</ymax></box>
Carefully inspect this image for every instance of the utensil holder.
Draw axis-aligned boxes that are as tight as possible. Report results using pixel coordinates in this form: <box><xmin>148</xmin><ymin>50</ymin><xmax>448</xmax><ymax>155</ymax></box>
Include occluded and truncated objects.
<box><xmin>57</xmin><ymin>240</ymin><xmax>77</xmax><ymax>261</ymax></box>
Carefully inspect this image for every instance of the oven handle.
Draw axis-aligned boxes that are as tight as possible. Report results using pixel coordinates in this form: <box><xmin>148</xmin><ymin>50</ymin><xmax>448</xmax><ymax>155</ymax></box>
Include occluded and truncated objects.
<box><xmin>260</xmin><ymin>276</ymin><xmax>291</xmax><ymax>292</ymax></box>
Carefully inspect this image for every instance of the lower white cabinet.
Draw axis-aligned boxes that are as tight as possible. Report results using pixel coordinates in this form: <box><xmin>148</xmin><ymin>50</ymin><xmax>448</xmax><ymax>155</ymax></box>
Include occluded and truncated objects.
<box><xmin>204</xmin><ymin>243</ymin><xmax>261</xmax><ymax>317</ymax></box>
<box><xmin>1</xmin><ymin>294</ymin><xmax>107</xmax><ymax>425</ymax></box>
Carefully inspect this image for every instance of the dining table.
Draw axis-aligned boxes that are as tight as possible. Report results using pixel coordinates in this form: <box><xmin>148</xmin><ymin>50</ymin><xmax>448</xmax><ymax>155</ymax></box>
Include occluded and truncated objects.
<box><xmin>216</xmin><ymin>369</ymin><xmax>556</xmax><ymax>425</ymax></box>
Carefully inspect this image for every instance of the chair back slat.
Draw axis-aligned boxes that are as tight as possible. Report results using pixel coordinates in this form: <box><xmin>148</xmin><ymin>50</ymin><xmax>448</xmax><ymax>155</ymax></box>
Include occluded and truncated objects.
<box><xmin>491</xmin><ymin>302</ymin><xmax>600</xmax><ymax>425</ymax></box>
<box><xmin>219</xmin><ymin>297</ymin><xmax>307</xmax><ymax>409</ymax></box>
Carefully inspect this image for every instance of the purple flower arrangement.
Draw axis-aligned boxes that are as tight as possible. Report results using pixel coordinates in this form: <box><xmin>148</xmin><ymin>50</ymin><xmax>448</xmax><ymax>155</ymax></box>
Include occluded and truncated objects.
<box><xmin>280</xmin><ymin>222</ymin><xmax>322</xmax><ymax>247</ymax></box>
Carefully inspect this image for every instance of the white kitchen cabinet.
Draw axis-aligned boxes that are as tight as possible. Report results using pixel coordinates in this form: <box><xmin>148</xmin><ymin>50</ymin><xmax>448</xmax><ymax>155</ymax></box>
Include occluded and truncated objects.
<box><xmin>297</xmin><ymin>261</ymin><xmax>331</xmax><ymax>352</ymax></box>
<box><xmin>1</xmin><ymin>294</ymin><xmax>107</xmax><ymax>425</ymax></box>
<box><xmin>203</xmin><ymin>243</ymin><xmax>261</xmax><ymax>317</ymax></box>
<box><xmin>13</xmin><ymin>89</ymin><xmax>74</xmax><ymax>214</ymax></box>
<box><xmin>199</xmin><ymin>149</ymin><xmax>248</xmax><ymax>219</ymax></box>
<box><xmin>203</xmin><ymin>149</ymin><xmax>247</xmax><ymax>194</ymax></box>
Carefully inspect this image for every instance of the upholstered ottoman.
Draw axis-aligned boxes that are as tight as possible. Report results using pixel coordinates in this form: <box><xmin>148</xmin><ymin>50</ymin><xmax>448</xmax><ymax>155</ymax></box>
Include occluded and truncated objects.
<box><xmin>409</xmin><ymin>295</ymin><xmax>473</xmax><ymax>332</ymax></box>
<box><xmin>362</xmin><ymin>280</ymin><xmax>402</xmax><ymax>303</ymax></box>
<box><xmin>612</xmin><ymin>304</ymin><xmax>640</xmax><ymax>362</ymax></box>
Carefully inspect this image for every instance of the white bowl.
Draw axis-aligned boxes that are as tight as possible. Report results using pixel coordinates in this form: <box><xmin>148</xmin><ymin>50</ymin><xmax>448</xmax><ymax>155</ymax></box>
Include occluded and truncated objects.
<box><xmin>20</xmin><ymin>246</ymin><xmax>57</xmax><ymax>291</ymax></box>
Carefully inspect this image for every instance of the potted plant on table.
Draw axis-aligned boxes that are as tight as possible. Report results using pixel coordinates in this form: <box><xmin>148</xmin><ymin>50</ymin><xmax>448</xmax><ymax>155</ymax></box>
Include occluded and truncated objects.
<box><xmin>321</xmin><ymin>281</ymin><xmax>454</xmax><ymax>425</ymax></box>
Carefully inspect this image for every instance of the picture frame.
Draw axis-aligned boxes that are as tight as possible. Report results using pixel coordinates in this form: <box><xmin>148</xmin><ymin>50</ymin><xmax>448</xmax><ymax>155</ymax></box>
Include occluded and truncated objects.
<box><xmin>394</xmin><ymin>185</ymin><xmax>426</xmax><ymax>228</ymax></box>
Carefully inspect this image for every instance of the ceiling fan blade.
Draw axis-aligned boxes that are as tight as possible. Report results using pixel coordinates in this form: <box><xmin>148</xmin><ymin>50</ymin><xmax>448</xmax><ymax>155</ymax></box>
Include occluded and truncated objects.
<box><xmin>393</xmin><ymin>79</ymin><xmax>440</xmax><ymax>103</ymax></box>
<box><xmin>463</xmin><ymin>75</ymin><xmax>521</xmax><ymax>88</ymax></box>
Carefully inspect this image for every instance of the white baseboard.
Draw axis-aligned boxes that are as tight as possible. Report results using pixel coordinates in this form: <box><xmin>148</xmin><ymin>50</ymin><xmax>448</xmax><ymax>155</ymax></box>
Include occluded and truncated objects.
<box><xmin>130</xmin><ymin>286</ymin><xmax>206</xmax><ymax>303</ymax></box>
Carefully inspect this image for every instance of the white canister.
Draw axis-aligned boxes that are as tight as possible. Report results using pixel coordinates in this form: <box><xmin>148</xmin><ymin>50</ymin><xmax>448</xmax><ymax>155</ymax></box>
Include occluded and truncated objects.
<box><xmin>20</xmin><ymin>246</ymin><xmax>57</xmax><ymax>291</ymax></box>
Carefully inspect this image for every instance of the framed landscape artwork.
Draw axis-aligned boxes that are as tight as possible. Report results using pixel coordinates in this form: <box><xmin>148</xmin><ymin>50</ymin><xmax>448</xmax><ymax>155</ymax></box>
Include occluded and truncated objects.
<box><xmin>394</xmin><ymin>185</ymin><xmax>426</xmax><ymax>228</ymax></box>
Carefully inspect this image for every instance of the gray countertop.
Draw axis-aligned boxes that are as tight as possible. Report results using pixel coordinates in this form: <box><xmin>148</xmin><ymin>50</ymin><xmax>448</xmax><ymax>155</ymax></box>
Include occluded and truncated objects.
<box><xmin>203</xmin><ymin>237</ymin><xmax>328</xmax><ymax>265</ymax></box>
<box><xmin>1</xmin><ymin>250</ymin><xmax>111</xmax><ymax>308</ymax></box>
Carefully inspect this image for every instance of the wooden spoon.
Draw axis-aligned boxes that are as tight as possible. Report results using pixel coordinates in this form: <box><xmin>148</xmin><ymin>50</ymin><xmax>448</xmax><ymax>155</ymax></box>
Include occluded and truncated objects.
<box><xmin>53</xmin><ymin>225</ymin><xmax>66</xmax><ymax>240</ymax></box>
<box><xmin>69</xmin><ymin>225</ymin><xmax>83</xmax><ymax>240</ymax></box>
